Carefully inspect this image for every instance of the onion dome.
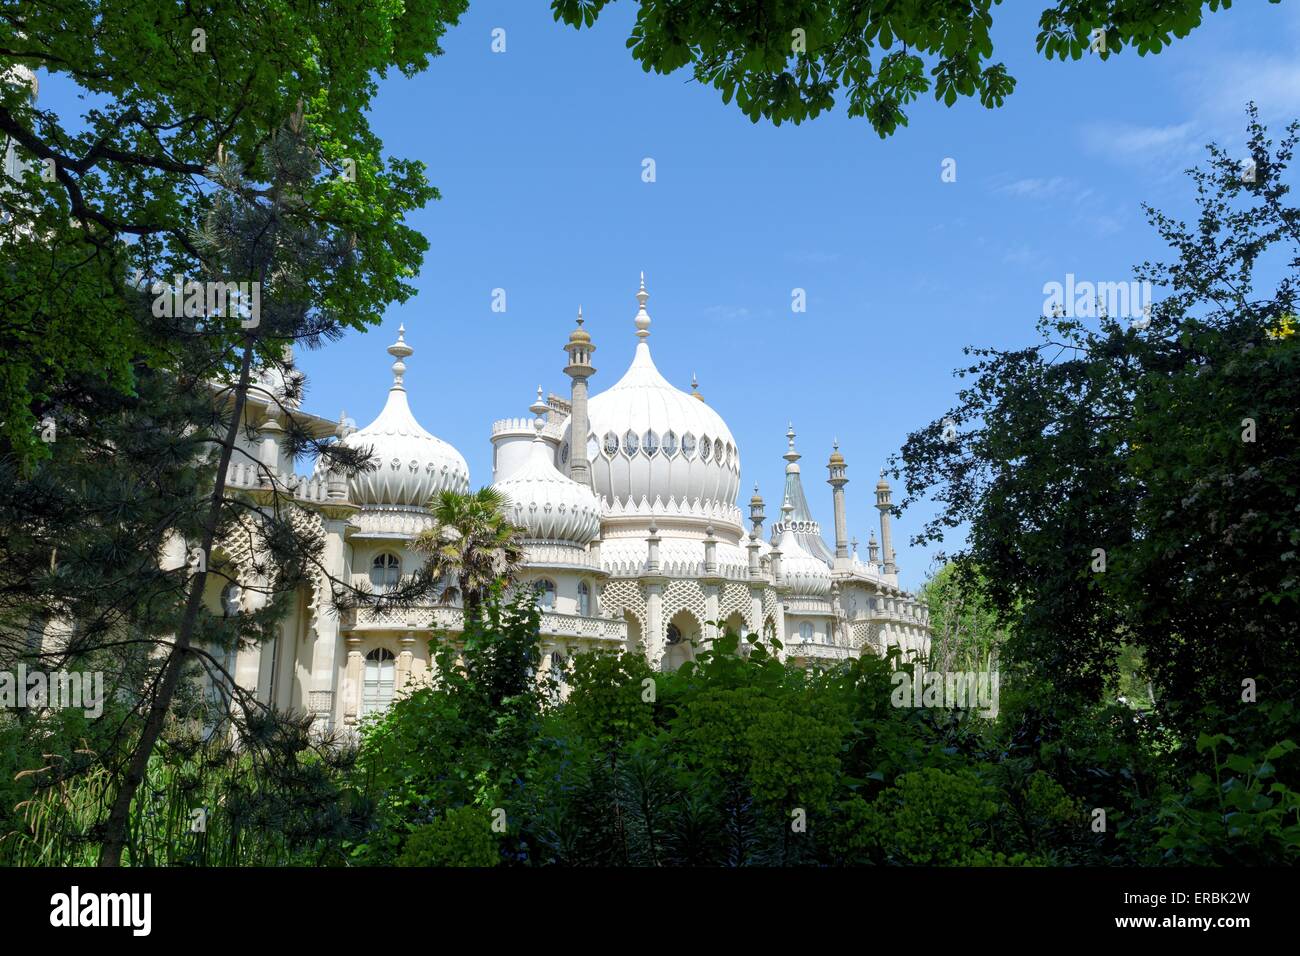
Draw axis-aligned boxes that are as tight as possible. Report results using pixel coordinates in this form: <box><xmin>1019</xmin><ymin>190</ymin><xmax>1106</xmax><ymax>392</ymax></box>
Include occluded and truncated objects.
<box><xmin>776</xmin><ymin>496</ymin><xmax>831</xmax><ymax>597</ymax></box>
<box><xmin>493</xmin><ymin>407</ymin><xmax>601</xmax><ymax>544</ymax></box>
<box><xmin>341</xmin><ymin>326</ymin><xmax>469</xmax><ymax>506</ymax></box>
<box><xmin>565</xmin><ymin>274</ymin><xmax>741</xmax><ymax>513</ymax></box>
<box><xmin>568</xmin><ymin>307</ymin><xmax>592</xmax><ymax>345</ymax></box>
<box><xmin>829</xmin><ymin>438</ymin><xmax>845</xmax><ymax>467</ymax></box>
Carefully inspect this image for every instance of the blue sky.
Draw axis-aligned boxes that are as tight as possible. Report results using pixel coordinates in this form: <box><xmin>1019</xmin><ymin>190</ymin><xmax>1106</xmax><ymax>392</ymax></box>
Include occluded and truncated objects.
<box><xmin>40</xmin><ymin>1</ymin><xmax>1300</xmax><ymax>589</ymax></box>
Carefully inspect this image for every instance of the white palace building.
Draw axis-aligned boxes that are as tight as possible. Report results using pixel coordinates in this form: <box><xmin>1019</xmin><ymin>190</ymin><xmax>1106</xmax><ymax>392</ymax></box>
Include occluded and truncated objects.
<box><xmin>211</xmin><ymin>276</ymin><xmax>931</xmax><ymax>730</ymax></box>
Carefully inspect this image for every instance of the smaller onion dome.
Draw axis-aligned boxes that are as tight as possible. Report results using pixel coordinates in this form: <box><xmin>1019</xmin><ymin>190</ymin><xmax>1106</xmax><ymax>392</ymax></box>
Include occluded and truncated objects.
<box><xmin>493</xmin><ymin>411</ymin><xmax>602</xmax><ymax>544</ymax></box>
<box><xmin>775</xmin><ymin>496</ymin><xmax>831</xmax><ymax>597</ymax></box>
<box><xmin>341</xmin><ymin>326</ymin><xmax>469</xmax><ymax>506</ymax></box>
<box><xmin>828</xmin><ymin>438</ymin><xmax>845</xmax><ymax>467</ymax></box>
<box><xmin>568</xmin><ymin>307</ymin><xmax>592</xmax><ymax>345</ymax></box>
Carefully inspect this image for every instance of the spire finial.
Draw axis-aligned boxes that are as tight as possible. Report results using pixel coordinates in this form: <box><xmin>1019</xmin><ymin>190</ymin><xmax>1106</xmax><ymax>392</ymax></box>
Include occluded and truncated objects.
<box><xmin>634</xmin><ymin>271</ymin><xmax>651</xmax><ymax>339</ymax></box>
<box><xmin>576</xmin><ymin>305</ymin><xmax>583</xmax><ymax>326</ymax></box>
<box><xmin>387</xmin><ymin>324</ymin><xmax>414</xmax><ymax>389</ymax></box>
<box><xmin>529</xmin><ymin>386</ymin><xmax>548</xmax><ymax>436</ymax></box>
<box><xmin>784</xmin><ymin>422</ymin><xmax>801</xmax><ymax>464</ymax></box>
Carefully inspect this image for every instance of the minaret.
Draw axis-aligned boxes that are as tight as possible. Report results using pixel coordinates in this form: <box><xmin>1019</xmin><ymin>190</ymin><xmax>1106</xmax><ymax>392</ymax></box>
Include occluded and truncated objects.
<box><xmin>827</xmin><ymin>439</ymin><xmax>849</xmax><ymax>564</ymax></box>
<box><xmin>875</xmin><ymin>470</ymin><xmax>897</xmax><ymax>576</ymax></box>
<box><xmin>868</xmin><ymin>530</ymin><xmax>880</xmax><ymax>565</ymax></box>
<box><xmin>748</xmin><ymin>483</ymin><xmax>766</xmax><ymax>536</ymax></box>
<box><xmin>563</xmin><ymin>306</ymin><xmax>596</xmax><ymax>486</ymax></box>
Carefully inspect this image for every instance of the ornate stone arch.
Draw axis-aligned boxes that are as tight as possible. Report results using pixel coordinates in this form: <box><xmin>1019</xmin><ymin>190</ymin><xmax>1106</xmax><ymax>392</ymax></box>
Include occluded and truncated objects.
<box><xmin>600</xmin><ymin>579</ymin><xmax>646</xmax><ymax>630</ymax></box>
<box><xmin>718</xmin><ymin>581</ymin><xmax>753</xmax><ymax>630</ymax></box>
<box><xmin>662</xmin><ymin>579</ymin><xmax>707</xmax><ymax>631</ymax></box>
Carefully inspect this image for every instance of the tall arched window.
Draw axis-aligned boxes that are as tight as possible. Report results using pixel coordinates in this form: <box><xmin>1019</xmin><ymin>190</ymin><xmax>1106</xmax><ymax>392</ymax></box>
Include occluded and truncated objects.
<box><xmin>371</xmin><ymin>552</ymin><xmax>401</xmax><ymax>592</ymax></box>
<box><xmin>362</xmin><ymin>647</ymin><xmax>396</xmax><ymax>715</ymax></box>
<box><xmin>577</xmin><ymin>580</ymin><xmax>591</xmax><ymax>617</ymax></box>
<box><xmin>535</xmin><ymin>579</ymin><xmax>556</xmax><ymax>610</ymax></box>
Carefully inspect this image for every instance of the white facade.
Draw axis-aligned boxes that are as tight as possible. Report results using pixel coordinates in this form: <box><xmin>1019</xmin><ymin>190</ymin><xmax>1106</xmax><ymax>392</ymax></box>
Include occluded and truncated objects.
<box><xmin>215</xmin><ymin>276</ymin><xmax>931</xmax><ymax>731</ymax></box>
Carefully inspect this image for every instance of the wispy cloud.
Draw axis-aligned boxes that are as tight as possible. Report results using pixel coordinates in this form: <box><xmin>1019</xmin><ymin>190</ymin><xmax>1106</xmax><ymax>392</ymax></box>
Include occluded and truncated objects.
<box><xmin>992</xmin><ymin>175</ymin><xmax>1094</xmax><ymax>205</ymax></box>
<box><xmin>1078</xmin><ymin>121</ymin><xmax>1200</xmax><ymax>171</ymax></box>
<box><xmin>701</xmin><ymin>305</ymin><xmax>751</xmax><ymax>320</ymax></box>
<box><xmin>1190</xmin><ymin>55</ymin><xmax>1300</xmax><ymax>127</ymax></box>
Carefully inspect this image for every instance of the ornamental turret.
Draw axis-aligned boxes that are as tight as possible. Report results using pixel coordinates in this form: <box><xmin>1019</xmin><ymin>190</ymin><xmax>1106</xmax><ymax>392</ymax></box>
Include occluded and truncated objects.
<box><xmin>827</xmin><ymin>439</ymin><xmax>849</xmax><ymax>561</ymax></box>
<box><xmin>563</xmin><ymin>306</ymin><xmax>596</xmax><ymax>487</ymax></box>
<box><xmin>875</xmin><ymin>471</ymin><xmax>897</xmax><ymax>576</ymax></box>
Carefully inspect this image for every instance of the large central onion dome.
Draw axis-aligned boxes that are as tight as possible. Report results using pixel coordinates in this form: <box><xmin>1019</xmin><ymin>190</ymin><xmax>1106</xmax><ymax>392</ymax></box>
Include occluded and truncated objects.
<box><xmin>340</xmin><ymin>326</ymin><xmax>469</xmax><ymax>507</ymax></box>
<box><xmin>562</xmin><ymin>275</ymin><xmax>741</xmax><ymax>513</ymax></box>
<box><xmin>494</xmin><ymin>401</ymin><xmax>602</xmax><ymax>544</ymax></box>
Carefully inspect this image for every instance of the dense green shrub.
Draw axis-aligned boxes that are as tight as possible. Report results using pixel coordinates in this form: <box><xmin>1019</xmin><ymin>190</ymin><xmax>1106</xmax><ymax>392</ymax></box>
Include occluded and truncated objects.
<box><xmin>397</xmin><ymin>806</ymin><xmax>500</xmax><ymax>867</ymax></box>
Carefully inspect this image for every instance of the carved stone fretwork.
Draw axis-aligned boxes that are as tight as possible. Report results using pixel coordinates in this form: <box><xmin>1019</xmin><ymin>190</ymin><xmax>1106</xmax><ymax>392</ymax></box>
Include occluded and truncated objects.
<box><xmin>217</xmin><ymin>502</ymin><xmax>328</xmax><ymax>619</ymax></box>
<box><xmin>718</xmin><ymin>581</ymin><xmax>752</xmax><ymax>629</ymax></box>
<box><xmin>662</xmin><ymin>579</ymin><xmax>707</xmax><ymax>633</ymax></box>
<box><xmin>852</xmin><ymin>620</ymin><xmax>882</xmax><ymax>655</ymax></box>
<box><xmin>600</xmin><ymin>578</ymin><xmax>647</xmax><ymax>632</ymax></box>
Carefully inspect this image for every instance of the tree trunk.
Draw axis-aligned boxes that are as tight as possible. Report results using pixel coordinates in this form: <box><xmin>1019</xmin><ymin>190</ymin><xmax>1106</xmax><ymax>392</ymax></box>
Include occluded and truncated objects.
<box><xmin>98</xmin><ymin>335</ymin><xmax>257</xmax><ymax>866</ymax></box>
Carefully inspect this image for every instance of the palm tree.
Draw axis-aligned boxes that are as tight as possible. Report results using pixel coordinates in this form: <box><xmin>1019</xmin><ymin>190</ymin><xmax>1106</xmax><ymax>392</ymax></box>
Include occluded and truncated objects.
<box><xmin>414</xmin><ymin>488</ymin><xmax>525</xmax><ymax>618</ymax></box>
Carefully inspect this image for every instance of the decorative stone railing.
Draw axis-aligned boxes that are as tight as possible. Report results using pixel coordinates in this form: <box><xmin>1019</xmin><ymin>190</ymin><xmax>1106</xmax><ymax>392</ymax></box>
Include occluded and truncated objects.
<box><xmin>786</xmin><ymin>641</ymin><xmax>855</xmax><ymax>661</ymax></box>
<box><xmin>343</xmin><ymin>604</ymin><xmax>626</xmax><ymax>643</ymax></box>
<box><xmin>224</xmin><ymin>461</ymin><xmax>344</xmax><ymax>505</ymax></box>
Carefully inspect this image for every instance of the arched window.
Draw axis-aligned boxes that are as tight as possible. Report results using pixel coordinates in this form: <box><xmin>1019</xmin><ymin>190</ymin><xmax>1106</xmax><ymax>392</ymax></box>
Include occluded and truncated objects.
<box><xmin>662</xmin><ymin>430</ymin><xmax>678</xmax><ymax>457</ymax></box>
<box><xmin>577</xmin><ymin>580</ymin><xmax>591</xmax><ymax>616</ymax></box>
<box><xmin>700</xmin><ymin>435</ymin><xmax>711</xmax><ymax>462</ymax></box>
<box><xmin>799</xmin><ymin>622</ymin><xmax>814</xmax><ymax>641</ymax></box>
<box><xmin>560</xmin><ymin>442</ymin><xmax>570</xmax><ymax>464</ymax></box>
<box><xmin>681</xmin><ymin>433</ymin><xmax>696</xmax><ymax>459</ymax></box>
<box><xmin>604</xmin><ymin>431</ymin><xmax>619</xmax><ymax>456</ymax></box>
<box><xmin>362</xmin><ymin>648</ymin><xmax>396</xmax><ymax>715</ymax></box>
<box><xmin>535</xmin><ymin>578</ymin><xmax>556</xmax><ymax>609</ymax></box>
<box><xmin>643</xmin><ymin>430</ymin><xmax>659</xmax><ymax>457</ymax></box>
<box><xmin>371</xmin><ymin>552</ymin><xmax>401</xmax><ymax>592</ymax></box>
<box><xmin>666</xmin><ymin>622</ymin><xmax>683</xmax><ymax>645</ymax></box>
<box><xmin>220</xmin><ymin>582</ymin><xmax>242</xmax><ymax>617</ymax></box>
<box><xmin>623</xmin><ymin>430</ymin><xmax>640</xmax><ymax>455</ymax></box>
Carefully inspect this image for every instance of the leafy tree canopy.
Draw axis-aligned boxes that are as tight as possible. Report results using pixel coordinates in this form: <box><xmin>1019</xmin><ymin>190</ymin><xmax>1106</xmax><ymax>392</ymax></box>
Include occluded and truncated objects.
<box><xmin>552</xmin><ymin>0</ymin><xmax>1268</xmax><ymax>137</ymax></box>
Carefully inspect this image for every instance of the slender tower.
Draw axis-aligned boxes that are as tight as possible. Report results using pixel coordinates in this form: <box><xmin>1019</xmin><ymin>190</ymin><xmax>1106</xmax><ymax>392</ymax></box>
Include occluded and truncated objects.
<box><xmin>827</xmin><ymin>439</ymin><xmax>849</xmax><ymax>564</ymax></box>
<box><xmin>875</xmin><ymin>471</ymin><xmax>897</xmax><ymax>576</ymax></box>
<box><xmin>563</xmin><ymin>307</ymin><xmax>596</xmax><ymax>486</ymax></box>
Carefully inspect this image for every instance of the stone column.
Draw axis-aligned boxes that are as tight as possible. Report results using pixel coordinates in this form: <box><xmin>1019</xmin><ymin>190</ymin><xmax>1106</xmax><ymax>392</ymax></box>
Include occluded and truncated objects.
<box><xmin>704</xmin><ymin>583</ymin><xmax>720</xmax><ymax>641</ymax></box>
<box><xmin>308</xmin><ymin>497</ymin><xmax>356</xmax><ymax>732</ymax></box>
<box><xmin>343</xmin><ymin>636</ymin><xmax>363</xmax><ymax>725</ymax></box>
<box><xmin>396</xmin><ymin>633</ymin><xmax>416</xmax><ymax>693</ymax></box>
<box><xmin>645</xmin><ymin>580</ymin><xmax>665</xmax><ymax>669</ymax></box>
